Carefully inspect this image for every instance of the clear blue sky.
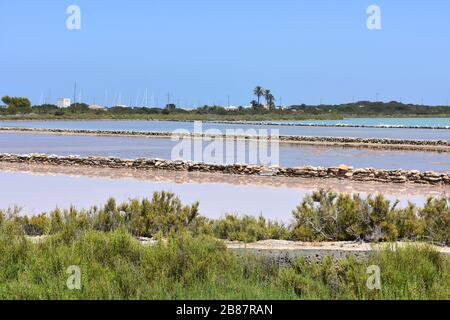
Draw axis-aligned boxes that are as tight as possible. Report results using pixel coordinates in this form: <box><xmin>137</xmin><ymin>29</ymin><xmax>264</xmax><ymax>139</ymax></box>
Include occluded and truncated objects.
<box><xmin>1</xmin><ymin>0</ymin><xmax>449</xmax><ymax>107</ymax></box>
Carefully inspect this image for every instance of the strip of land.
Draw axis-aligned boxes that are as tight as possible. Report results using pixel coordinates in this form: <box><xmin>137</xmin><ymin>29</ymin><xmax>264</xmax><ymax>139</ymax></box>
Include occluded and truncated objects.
<box><xmin>223</xmin><ymin>240</ymin><xmax>450</xmax><ymax>262</ymax></box>
<box><xmin>0</xmin><ymin>162</ymin><xmax>450</xmax><ymax>197</ymax></box>
<box><xmin>1</xmin><ymin>127</ymin><xmax>449</xmax><ymax>152</ymax></box>
<box><xmin>30</xmin><ymin>235</ymin><xmax>450</xmax><ymax>263</ymax></box>
<box><xmin>1</xmin><ymin>162</ymin><xmax>448</xmax><ymax>197</ymax></box>
<box><xmin>0</xmin><ymin>153</ymin><xmax>449</xmax><ymax>185</ymax></box>
<box><xmin>198</xmin><ymin>120</ymin><xmax>450</xmax><ymax>130</ymax></box>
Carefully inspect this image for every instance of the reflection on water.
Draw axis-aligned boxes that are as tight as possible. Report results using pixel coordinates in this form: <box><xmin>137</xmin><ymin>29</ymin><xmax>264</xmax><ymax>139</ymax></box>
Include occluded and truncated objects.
<box><xmin>1</xmin><ymin>120</ymin><xmax>449</xmax><ymax>140</ymax></box>
<box><xmin>0</xmin><ymin>132</ymin><xmax>449</xmax><ymax>172</ymax></box>
<box><xmin>0</xmin><ymin>163</ymin><xmax>448</xmax><ymax>222</ymax></box>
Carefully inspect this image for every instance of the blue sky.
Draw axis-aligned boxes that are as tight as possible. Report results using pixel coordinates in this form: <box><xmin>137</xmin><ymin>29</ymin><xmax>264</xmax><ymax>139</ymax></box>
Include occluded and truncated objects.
<box><xmin>1</xmin><ymin>0</ymin><xmax>449</xmax><ymax>107</ymax></box>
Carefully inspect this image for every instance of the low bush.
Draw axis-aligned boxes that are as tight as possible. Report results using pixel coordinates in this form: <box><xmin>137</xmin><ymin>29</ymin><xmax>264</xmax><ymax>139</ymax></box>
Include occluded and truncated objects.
<box><xmin>279</xmin><ymin>245</ymin><xmax>450</xmax><ymax>300</ymax></box>
<box><xmin>207</xmin><ymin>215</ymin><xmax>290</xmax><ymax>243</ymax></box>
<box><xmin>291</xmin><ymin>190</ymin><xmax>449</xmax><ymax>244</ymax></box>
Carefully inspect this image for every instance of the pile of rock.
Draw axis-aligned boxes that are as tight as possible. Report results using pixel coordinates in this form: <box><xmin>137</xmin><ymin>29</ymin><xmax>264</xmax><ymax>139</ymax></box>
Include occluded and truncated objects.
<box><xmin>0</xmin><ymin>153</ymin><xmax>448</xmax><ymax>186</ymax></box>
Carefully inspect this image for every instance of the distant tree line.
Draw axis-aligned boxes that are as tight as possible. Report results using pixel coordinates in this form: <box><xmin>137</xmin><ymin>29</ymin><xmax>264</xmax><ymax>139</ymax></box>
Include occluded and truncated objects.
<box><xmin>1</xmin><ymin>94</ymin><xmax>450</xmax><ymax>118</ymax></box>
<box><xmin>289</xmin><ymin>101</ymin><xmax>450</xmax><ymax>116</ymax></box>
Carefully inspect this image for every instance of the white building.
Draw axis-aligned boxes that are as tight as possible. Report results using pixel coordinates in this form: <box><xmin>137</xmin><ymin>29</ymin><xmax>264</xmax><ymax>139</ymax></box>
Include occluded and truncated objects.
<box><xmin>88</xmin><ymin>104</ymin><xmax>107</xmax><ymax>111</ymax></box>
<box><xmin>57</xmin><ymin>98</ymin><xmax>71</xmax><ymax>108</ymax></box>
<box><xmin>224</xmin><ymin>105</ymin><xmax>239</xmax><ymax>111</ymax></box>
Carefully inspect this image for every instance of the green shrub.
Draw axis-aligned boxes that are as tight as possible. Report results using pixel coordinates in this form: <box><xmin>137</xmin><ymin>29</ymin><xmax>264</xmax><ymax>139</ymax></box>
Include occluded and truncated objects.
<box><xmin>210</xmin><ymin>214</ymin><xmax>289</xmax><ymax>243</ymax></box>
<box><xmin>117</xmin><ymin>192</ymin><xmax>200</xmax><ymax>237</ymax></box>
<box><xmin>419</xmin><ymin>197</ymin><xmax>450</xmax><ymax>244</ymax></box>
<box><xmin>21</xmin><ymin>214</ymin><xmax>51</xmax><ymax>236</ymax></box>
<box><xmin>279</xmin><ymin>245</ymin><xmax>450</xmax><ymax>300</ymax></box>
<box><xmin>291</xmin><ymin>190</ymin><xmax>449</xmax><ymax>244</ymax></box>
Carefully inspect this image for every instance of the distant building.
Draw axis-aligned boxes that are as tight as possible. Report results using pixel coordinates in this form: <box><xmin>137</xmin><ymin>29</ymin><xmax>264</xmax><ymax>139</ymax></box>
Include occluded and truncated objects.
<box><xmin>57</xmin><ymin>98</ymin><xmax>71</xmax><ymax>108</ymax></box>
<box><xmin>88</xmin><ymin>104</ymin><xmax>107</xmax><ymax>111</ymax></box>
<box><xmin>224</xmin><ymin>105</ymin><xmax>239</xmax><ymax>111</ymax></box>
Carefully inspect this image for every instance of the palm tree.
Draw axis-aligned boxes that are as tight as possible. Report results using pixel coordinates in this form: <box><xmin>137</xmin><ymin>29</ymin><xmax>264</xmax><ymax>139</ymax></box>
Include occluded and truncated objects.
<box><xmin>253</xmin><ymin>86</ymin><xmax>265</xmax><ymax>106</ymax></box>
<box><xmin>268</xmin><ymin>94</ymin><xmax>275</xmax><ymax>109</ymax></box>
<box><xmin>264</xmin><ymin>89</ymin><xmax>275</xmax><ymax>109</ymax></box>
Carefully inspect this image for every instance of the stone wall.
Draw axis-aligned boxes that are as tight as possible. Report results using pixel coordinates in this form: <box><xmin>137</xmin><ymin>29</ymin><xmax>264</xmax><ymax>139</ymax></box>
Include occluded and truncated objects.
<box><xmin>0</xmin><ymin>153</ymin><xmax>448</xmax><ymax>185</ymax></box>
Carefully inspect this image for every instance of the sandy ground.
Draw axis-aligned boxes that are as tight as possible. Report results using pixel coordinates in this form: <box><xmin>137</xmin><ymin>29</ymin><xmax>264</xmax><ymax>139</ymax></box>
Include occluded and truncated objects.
<box><xmin>224</xmin><ymin>239</ymin><xmax>450</xmax><ymax>254</ymax></box>
<box><xmin>226</xmin><ymin>240</ymin><xmax>450</xmax><ymax>262</ymax></box>
<box><xmin>133</xmin><ymin>238</ymin><xmax>450</xmax><ymax>259</ymax></box>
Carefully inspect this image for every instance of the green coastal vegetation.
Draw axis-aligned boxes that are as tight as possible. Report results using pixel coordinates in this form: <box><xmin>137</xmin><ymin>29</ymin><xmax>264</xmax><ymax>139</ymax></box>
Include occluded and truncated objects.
<box><xmin>4</xmin><ymin>190</ymin><xmax>448</xmax><ymax>244</ymax></box>
<box><xmin>1</xmin><ymin>229</ymin><xmax>448</xmax><ymax>300</ymax></box>
<box><xmin>0</xmin><ymin>191</ymin><xmax>449</xmax><ymax>300</ymax></box>
<box><xmin>2</xmin><ymin>90</ymin><xmax>450</xmax><ymax>121</ymax></box>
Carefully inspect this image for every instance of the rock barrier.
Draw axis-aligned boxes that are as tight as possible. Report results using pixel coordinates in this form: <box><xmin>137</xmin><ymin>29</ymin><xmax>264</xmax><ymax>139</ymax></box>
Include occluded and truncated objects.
<box><xmin>0</xmin><ymin>153</ymin><xmax>448</xmax><ymax>185</ymax></box>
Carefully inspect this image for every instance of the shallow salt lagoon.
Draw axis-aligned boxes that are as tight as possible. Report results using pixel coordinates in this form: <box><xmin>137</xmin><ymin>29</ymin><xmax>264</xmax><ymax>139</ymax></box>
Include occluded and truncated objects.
<box><xmin>1</xmin><ymin>119</ymin><xmax>450</xmax><ymax>140</ymax></box>
<box><xmin>0</xmin><ymin>132</ymin><xmax>449</xmax><ymax>172</ymax></box>
<box><xmin>0</xmin><ymin>164</ymin><xmax>448</xmax><ymax>222</ymax></box>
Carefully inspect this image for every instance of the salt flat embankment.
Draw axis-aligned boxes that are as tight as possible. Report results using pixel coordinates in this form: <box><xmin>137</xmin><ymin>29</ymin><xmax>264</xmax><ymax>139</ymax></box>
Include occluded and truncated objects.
<box><xmin>0</xmin><ymin>153</ymin><xmax>448</xmax><ymax>185</ymax></box>
<box><xmin>201</xmin><ymin>120</ymin><xmax>450</xmax><ymax>130</ymax></box>
<box><xmin>1</xmin><ymin>127</ymin><xmax>449</xmax><ymax>152</ymax></box>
